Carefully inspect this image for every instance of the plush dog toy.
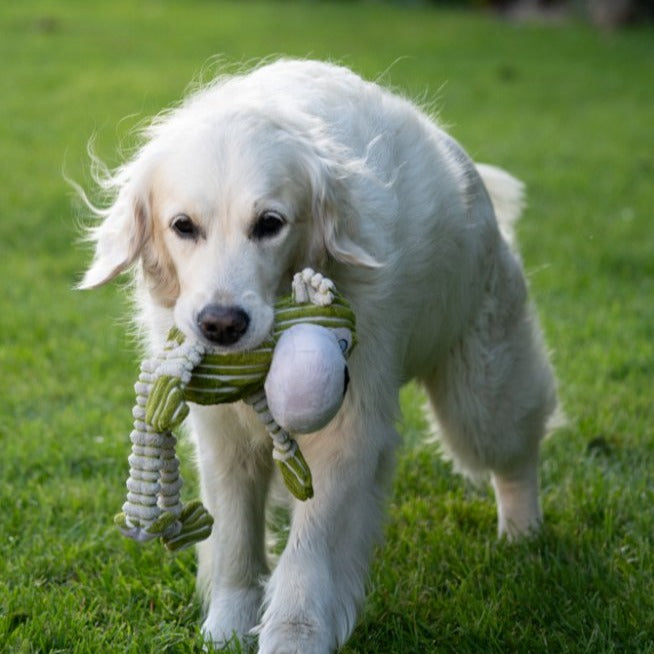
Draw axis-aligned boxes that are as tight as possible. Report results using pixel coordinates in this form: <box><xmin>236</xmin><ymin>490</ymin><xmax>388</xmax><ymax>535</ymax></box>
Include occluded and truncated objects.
<box><xmin>114</xmin><ymin>270</ymin><xmax>356</xmax><ymax>551</ymax></box>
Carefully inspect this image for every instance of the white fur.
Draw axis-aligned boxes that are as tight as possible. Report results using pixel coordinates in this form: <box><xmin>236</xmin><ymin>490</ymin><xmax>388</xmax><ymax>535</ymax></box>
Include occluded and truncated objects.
<box><xmin>80</xmin><ymin>59</ymin><xmax>557</xmax><ymax>653</ymax></box>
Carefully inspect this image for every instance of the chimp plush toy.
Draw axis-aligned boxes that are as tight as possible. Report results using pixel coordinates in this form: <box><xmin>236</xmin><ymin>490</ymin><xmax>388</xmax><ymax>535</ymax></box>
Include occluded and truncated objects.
<box><xmin>114</xmin><ymin>270</ymin><xmax>356</xmax><ymax>551</ymax></box>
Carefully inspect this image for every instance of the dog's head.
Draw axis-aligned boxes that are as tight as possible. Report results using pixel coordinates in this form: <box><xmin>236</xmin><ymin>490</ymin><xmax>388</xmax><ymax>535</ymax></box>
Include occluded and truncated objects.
<box><xmin>79</xmin><ymin>81</ymin><xmax>378</xmax><ymax>351</ymax></box>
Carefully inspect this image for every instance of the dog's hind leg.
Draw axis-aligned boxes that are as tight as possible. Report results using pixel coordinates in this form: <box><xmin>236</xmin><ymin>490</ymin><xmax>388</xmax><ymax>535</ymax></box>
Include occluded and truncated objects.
<box><xmin>490</xmin><ymin>452</ymin><xmax>543</xmax><ymax>538</ymax></box>
<box><xmin>422</xmin><ymin>268</ymin><xmax>556</xmax><ymax>539</ymax></box>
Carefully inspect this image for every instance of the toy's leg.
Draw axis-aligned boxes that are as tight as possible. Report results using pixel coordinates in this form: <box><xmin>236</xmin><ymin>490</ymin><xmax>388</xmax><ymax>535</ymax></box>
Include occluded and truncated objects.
<box><xmin>257</xmin><ymin>403</ymin><xmax>398</xmax><ymax>654</ymax></box>
<box><xmin>245</xmin><ymin>390</ymin><xmax>313</xmax><ymax>501</ymax></box>
<box><xmin>116</xmin><ymin>357</ymin><xmax>184</xmax><ymax>543</ymax></box>
<box><xmin>190</xmin><ymin>403</ymin><xmax>273</xmax><ymax>648</ymax></box>
<box><xmin>422</xmin><ymin>301</ymin><xmax>556</xmax><ymax>540</ymax></box>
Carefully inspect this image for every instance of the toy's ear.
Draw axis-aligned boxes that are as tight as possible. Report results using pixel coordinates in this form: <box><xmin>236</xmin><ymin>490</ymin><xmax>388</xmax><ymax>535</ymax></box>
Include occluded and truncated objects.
<box><xmin>78</xmin><ymin>191</ymin><xmax>149</xmax><ymax>289</ymax></box>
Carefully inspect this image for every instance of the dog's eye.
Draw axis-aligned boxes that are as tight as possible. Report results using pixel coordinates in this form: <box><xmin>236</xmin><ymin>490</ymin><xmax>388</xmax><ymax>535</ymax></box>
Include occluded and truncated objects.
<box><xmin>171</xmin><ymin>214</ymin><xmax>199</xmax><ymax>240</ymax></box>
<box><xmin>250</xmin><ymin>211</ymin><xmax>286</xmax><ymax>240</ymax></box>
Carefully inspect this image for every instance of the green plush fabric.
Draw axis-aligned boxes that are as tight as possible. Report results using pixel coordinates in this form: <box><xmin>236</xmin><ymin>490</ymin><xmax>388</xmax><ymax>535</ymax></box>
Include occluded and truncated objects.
<box><xmin>115</xmin><ymin>275</ymin><xmax>356</xmax><ymax>551</ymax></box>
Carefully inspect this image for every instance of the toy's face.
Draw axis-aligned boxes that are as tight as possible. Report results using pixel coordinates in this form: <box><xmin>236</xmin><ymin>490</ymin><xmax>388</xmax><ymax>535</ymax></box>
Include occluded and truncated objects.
<box><xmin>150</xmin><ymin>119</ymin><xmax>315</xmax><ymax>352</ymax></box>
<box><xmin>265</xmin><ymin>323</ymin><xmax>352</xmax><ymax>434</ymax></box>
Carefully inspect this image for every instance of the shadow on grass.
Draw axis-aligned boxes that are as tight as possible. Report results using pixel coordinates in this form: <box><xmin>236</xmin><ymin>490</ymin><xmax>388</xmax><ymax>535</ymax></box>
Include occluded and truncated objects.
<box><xmin>347</xmin><ymin>473</ymin><xmax>646</xmax><ymax>653</ymax></box>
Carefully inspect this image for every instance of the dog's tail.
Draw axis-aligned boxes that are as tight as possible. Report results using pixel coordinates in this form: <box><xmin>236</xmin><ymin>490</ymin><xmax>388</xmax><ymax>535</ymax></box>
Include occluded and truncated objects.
<box><xmin>476</xmin><ymin>163</ymin><xmax>525</xmax><ymax>245</ymax></box>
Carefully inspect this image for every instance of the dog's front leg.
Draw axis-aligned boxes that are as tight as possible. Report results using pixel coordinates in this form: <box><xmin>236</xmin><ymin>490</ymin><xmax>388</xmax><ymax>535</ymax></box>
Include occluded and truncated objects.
<box><xmin>190</xmin><ymin>403</ymin><xmax>273</xmax><ymax>648</ymax></box>
<box><xmin>256</xmin><ymin>404</ymin><xmax>398</xmax><ymax>654</ymax></box>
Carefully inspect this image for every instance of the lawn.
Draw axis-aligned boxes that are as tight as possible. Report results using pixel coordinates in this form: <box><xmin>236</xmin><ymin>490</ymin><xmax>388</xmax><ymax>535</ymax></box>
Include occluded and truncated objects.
<box><xmin>1</xmin><ymin>1</ymin><xmax>653</xmax><ymax>652</ymax></box>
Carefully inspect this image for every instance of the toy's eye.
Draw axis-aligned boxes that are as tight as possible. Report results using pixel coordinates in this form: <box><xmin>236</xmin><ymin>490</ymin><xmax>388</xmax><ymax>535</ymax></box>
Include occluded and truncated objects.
<box><xmin>334</xmin><ymin>328</ymin><xmax>353</xmax><ymax>355</ymax></box>
<box><xmin>343</xmin><ymin>366</ymin><xmax>350</xmax><ymax>397</ymax></box>
<box><xmin>171</xmin><ymin>214</ymin><xmax>200</xmax><ymax>240</ymax></box>
<box><xmin>250</xmin><ymin>211</ymin><xmax>286</xmax><ymax>240</ymax></box>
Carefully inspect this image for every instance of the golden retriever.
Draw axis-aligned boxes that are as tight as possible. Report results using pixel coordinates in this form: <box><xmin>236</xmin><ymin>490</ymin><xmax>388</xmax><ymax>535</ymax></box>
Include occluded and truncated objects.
<box><xmin>80</xmin><ymin>59</ymin><xmax>557</xmax><ymax>653</ymax></box>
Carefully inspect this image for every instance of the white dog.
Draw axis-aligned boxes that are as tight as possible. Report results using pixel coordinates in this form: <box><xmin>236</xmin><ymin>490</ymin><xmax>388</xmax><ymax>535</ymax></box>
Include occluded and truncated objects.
<box><xmin>80</xmin><ymin>59</ymin><xmax>557</xmax><ymax>653</ymax></box>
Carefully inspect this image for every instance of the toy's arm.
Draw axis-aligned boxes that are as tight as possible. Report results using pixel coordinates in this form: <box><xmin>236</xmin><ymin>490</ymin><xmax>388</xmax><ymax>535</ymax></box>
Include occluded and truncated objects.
<box><xmin>292</xmin><ymin>268</ymin><xmax>335</xmax><ymax>306</ymax></box>
<box><xmin>146</xmin><ymin>336</ymin><xmax>206</xmax><ymax>431</ymax></box>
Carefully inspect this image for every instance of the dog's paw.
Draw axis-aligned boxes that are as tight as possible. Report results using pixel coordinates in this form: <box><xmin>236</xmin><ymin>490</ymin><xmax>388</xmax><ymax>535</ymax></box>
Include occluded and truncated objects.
<box><xmin>292</xmin><ymin>268</ymin><xmax>334</xmax><ymax>306</ymax></box>
<box><xmin>256</xmin><ymin>618</ymin><xmax>334</xmax><ymax>654</ymax></box>
<box><xmin>201</xmin><ymin>586</ymin><xmax>261</xmax><ymax>650</ymax></box>
<box><xmin>255</xmin><ymin>568</ymin><xmax>340</xmax><ymax>654</ymax></box>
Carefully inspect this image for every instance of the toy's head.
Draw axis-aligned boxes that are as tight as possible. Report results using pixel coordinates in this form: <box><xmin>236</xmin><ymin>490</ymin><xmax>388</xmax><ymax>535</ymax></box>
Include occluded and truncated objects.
<box><xmin>179</xmin><ymin>291</ymin><xmax>357</xmax><ymax>411</ymax></box>
<box><xmin>265</xmin><ymin>323</ymin><xmax>353</xmax><ymax>434</ymax></box>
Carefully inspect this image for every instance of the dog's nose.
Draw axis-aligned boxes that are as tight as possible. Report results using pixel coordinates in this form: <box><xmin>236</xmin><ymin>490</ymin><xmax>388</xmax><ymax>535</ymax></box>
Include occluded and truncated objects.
<box><xmin>197</xmin><ymin>305</ymin><xmax>250</xmax><ymax>345</ymax></box>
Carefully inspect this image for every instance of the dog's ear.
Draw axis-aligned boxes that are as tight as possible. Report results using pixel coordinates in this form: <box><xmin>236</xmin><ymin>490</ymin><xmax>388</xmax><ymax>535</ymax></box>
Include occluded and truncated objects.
<box><xmin>78</xmin><ymin>190</ymin><xmax>149</xmax><ymax>289</ymax></box>
<box><xmin>304</xmin><ymin>142</ymin><xmax>381</xmax><ymax>270</ymax></box>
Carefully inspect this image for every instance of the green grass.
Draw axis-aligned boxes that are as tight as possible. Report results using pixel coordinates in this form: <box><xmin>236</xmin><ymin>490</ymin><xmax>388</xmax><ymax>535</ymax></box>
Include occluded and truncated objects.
<box><xmin>1</xmin><ymin>1</ymin><xmax>653</xmax><ymax>652</ymax></box>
